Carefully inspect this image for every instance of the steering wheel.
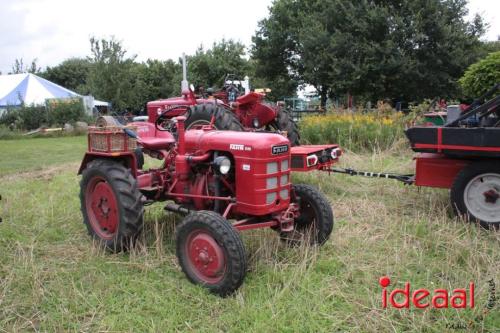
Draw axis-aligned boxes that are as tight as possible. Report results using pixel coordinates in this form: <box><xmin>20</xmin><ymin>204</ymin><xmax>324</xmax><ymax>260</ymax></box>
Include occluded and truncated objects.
<box><xmin>226</xmin><ymin>84</ymin><xmax>240</xmax><ymax>102</ymax></box>
<box><xmin>155</xmin><ymin>106</ymin><xmax>189</xmax><ymax>132</ymax></box>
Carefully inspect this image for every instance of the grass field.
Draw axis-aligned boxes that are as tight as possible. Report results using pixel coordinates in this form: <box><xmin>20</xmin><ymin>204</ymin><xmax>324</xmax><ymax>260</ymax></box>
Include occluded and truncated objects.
<box><xmin>0</xmin><ymin>136</ymin><xmax>86</xmax><ymax>176</ymax></box>
<box><xmin>0</xmin><ymin>137</ymin><xmax>498</xmax><ymax>332</ymax></box>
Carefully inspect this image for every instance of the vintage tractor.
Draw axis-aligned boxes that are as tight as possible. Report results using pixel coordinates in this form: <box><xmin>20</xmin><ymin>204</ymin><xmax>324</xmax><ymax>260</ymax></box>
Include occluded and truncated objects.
<box><xmin>78</xmin><ymin>113</ymin><xmax>341</xmax><ymax>296</ymax></box>
<box><xmin>143</xmin><ymin>55</ymin><xmax>300</xmax><ymax>146</ymax></box>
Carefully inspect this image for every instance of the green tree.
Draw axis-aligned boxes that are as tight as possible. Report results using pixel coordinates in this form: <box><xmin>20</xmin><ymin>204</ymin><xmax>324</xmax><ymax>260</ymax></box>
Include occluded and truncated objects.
<box><xmin>188</xmin><ymin>40</ymin><xmax>251</xmax><ymax>89</ymax></box>
<box><xmin>478</xmin><ymin>39</ymin><xmax>500</xmax><ymax>57</ymax></box>
<box><xmin>251</xmin><ymin>0</ymin><xmax>301</xmax><ymax>100</ymax></box>
<box><xmin>459</xmin><ymin>51</ymin><xmax>500</xmax><ymax>97</ymax></box>
<box><xmin>40</xmin><ymin>58</ymin><xmax>91</xmax><ymax>93</ymax></box>
<box><xmin>10</xmin><ymin>58</ymin><xmax>41</xmax><ymax>74</ymax></box>
<box><xmin>252</xmin><ymin>0</ymin><xmax>486</xmax><ymax>106</ymax></box>
<box><xmin>139</xmin><ymin>59</ymin><xmax>182</xmax><ymax>101</ymax></box>
<box><xmin>85</xmin><ymin>37</ymin><xmax>141</xmax><ymax>112</ymax></box>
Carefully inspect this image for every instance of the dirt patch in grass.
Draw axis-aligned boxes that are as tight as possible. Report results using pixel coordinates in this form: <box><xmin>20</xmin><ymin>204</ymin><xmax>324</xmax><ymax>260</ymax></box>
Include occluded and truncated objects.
<box><xmin>0</xmin><ymin>136</ymin><xmax>86</xmax><ymax>176</ymax></box>
<box><xmin>0</xmin><ymin>162</ymin><xmax>80</xmax><ymax>182</ymax></box>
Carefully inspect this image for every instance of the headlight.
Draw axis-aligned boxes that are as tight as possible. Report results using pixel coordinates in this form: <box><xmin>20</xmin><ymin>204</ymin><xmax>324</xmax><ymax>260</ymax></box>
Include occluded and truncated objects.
<box><xmin>214</xmin><ymin>156</ymin><xmax>231</xmax><ymax>174</ymax></box>
<box><xmin>306</xmin><ymin>154</ymin><xmax>318</xmax><ymax>167</ymax></box>
<box><xmin>330</xmin><ymin>148</ymin><xmax>340</xmax><ymax>159</ymax></box>
<box><xmin>252</xmin><ymin>118</ymin><xmax>260</xmax><ymax>128</ymax></box>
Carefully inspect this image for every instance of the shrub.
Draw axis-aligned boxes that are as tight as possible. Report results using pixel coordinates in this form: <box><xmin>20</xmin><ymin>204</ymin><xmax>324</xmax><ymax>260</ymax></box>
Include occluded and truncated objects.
<box><xmin>0</xmin><ymin>105</ymin><xmax>48</xmax><ymax>130</ymax></box>
<box><xmin>459</xmin><ymin>51</ymin><xmax>500</xmax><ymax>98</ymax></box>
<box><xmin>46</xmin><ymin>98</ymin><xmax>86</xmax><ymax>126</ymax></box>
<box><xmin>0</xmin><ymin>98</ymin><xmax>91</xmax><ymax>131</ymax></box>
<box><xmin>0</xmin><ymin>125</ymin><xmax>24</xmax><ymax>139</ymax></box>
<box><xmin>300</xmin><ymin>109</ymin><xmax>407</xmax><ymax>151</ymax></box>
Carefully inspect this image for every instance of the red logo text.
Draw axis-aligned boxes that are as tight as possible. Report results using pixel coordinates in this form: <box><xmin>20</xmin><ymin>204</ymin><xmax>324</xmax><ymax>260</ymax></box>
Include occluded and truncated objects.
<box><xmin>380</xmin><ymin>276</ymin><xmax>475</xmax><ymax>309</ymax></box>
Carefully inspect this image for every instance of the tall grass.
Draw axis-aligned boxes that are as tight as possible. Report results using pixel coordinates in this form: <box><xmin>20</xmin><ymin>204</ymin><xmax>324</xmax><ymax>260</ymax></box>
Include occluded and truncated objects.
<box><xmin>1</xmin><ymin>146</ymin><xmax>498</xmax><ymax>332</ymax></box>
<box><xmin>0</xmin><ymin>136</ymin><xmax>498</xmax><ymax>331</ymax></box>
<box><xmin>300</xmin><ymin>110</ymin><xmax>408</xmax><ymax>151</ymax></box>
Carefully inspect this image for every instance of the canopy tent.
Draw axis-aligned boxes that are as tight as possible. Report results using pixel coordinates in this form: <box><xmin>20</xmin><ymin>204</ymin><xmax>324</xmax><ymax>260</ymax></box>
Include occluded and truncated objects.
<box><xmin>0</xmin><ymin>73</ymin><xmax>108</xmax><ymax>108</ymax></box>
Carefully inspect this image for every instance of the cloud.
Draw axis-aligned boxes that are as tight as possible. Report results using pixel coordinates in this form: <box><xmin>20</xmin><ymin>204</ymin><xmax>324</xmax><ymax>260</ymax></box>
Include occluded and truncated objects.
<box><xmin>0</xmin><ymin>0</ymin><xmax>497</xmax><ymax>74</ymax></box>
<box><xmin>0</xmin><ymin>0</ymin><xmax>271</xmax><ymax>73</ymax></box>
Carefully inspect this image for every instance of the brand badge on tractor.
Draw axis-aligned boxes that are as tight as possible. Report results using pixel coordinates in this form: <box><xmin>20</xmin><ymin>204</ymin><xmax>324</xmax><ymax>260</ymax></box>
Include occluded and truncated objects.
<box><xmin>230</xmin><ymin>144</ymin><xmax>252</xmax><ymax>151</ymax></box>
<box><xmin>272</xmin><ymin>144</ymin><xmax>289</xmax><ymax>155</ymax></box>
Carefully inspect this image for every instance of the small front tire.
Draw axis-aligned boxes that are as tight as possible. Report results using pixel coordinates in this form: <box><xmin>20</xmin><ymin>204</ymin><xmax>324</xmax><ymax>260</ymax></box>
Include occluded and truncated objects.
<box><xmin>280</xmin><ymin>184</ymin><xmax>334</xmax><ymax>246</ymax></box>
<box><xmin>176</xmin><ymin>211</ymin><xmax>247</xmax><ymax>296</ymax></box>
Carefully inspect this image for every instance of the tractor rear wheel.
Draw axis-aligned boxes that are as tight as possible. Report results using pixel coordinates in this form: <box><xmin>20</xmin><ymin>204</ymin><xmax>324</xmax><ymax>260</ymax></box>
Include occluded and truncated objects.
<box><xmin>80</xmin><ymin>159</ymin><xmax>144</xmax><ymax>251</ymax></box>
<box><xmin>280</xmin><ymin>184</ymin><xmax>334</xmax><ymax>246</ymax></box>
<box><xmin>451</xmin><ymin>161</ymin><xmax>500</xmax><ymax>230</ymax></box>
<box><xmin>176</xmin><ymin>211</ymin><xmax>247</xmax><ymax>296</ymax></box>
<box><xmin>270</xmin><ymin>108</ymin><xmax>300</xmax><ymax>146</ymax></box>
<box><xmin>185</xmin><ymin>104</ymin><xmax>243</xmax><ymax>131</ymax></box>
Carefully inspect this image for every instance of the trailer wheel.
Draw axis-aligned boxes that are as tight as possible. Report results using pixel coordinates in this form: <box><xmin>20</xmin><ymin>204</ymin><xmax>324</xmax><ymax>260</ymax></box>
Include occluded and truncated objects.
<box><xmin>281</xmin><ymin>184</ymin><xmax>334</xmax><ymax>246</ymax></box>
<box><xmin>451</xmin><ymin>161</ymin><xmax>500</xmax><ymax>230</ymax></box>
<box><xmin>185</xmin><ymin>104</ymin><xmax>243</xmax><ymax>131</ymax></box>
<box><xmin>176</xmin><ymin>211</ymin><xmax>247</xmax><ymax>296</ymax></box>
<box><xmin>270</xmin><ymin>108</ymin><xmax>300</xmax><ymax>146</ymax></box>
<box><xmin>80</xmin><ymin>159</ymin><xmax>144</xmax><ymax>251</ymax></box>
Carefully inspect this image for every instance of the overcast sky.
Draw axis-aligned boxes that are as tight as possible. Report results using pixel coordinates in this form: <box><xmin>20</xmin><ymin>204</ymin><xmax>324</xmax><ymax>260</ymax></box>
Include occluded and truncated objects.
<box><xmin>0</xmin><ymin>0</ymin><xmax>498</xmax><ymax>74</ymax></box>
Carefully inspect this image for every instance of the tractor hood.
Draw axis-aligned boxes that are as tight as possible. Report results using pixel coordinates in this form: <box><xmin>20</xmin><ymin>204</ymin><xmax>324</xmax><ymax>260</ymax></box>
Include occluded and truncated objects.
<box><xmin>184</xmin><ymin>130</ymin><xmax>290</xmax><ymax>159</ymax></box>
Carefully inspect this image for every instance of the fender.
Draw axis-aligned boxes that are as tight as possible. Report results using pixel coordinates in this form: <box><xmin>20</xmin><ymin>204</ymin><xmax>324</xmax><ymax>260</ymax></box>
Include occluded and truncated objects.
<box><xmin>77</xmin><ymin>152</ymin><xmax>138</xmax><ymax>176</ymax></box>
<box><xmin>235</xmin><ymin>92</ymin><xmax>278</xmax><ymax>128</ymax></box>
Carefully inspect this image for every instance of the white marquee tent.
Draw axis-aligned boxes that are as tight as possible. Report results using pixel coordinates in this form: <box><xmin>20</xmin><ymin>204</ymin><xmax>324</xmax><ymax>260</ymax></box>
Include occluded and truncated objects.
<box><xmin>0</xmin><ymin>73</ymin><xmax>108</xmax><ymax>111</ymax></box>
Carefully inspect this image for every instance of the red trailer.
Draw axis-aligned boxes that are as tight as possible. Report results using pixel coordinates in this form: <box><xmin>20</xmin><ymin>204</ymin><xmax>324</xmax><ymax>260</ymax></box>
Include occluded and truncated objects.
<box><xmin>331</xmin><ymin>87</ymin><xmax>500</xmax><ymax>230</ymax></box>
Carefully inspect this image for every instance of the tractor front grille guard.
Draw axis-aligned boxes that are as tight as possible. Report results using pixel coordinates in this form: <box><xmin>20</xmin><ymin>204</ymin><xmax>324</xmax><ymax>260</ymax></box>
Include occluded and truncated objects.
<box><xmin>265</xmin><ymin>159</ymin><xmax>290</xmax><ymax>204</ymax></box>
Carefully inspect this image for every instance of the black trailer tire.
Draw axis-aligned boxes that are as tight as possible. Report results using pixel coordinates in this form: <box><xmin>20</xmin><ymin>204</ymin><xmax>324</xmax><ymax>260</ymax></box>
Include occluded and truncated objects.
<box><xmin>185</xmin><ymin>104</ymin><xmax>243</xmax><ymax>131</ymax></box>
<box><xmin>450</xmin><ymin>161</ymin><xmax>500</xmax><ymax>230</ymax></box>
<box><xmin>281</xmin><ymin>184</ymin><xmax>334</xmax><ymax>246</ymax></box>
<box><xmin>80</xmin><ymin>159</ymin><xmax>144</xmax><ymax>251</ymax></box>
<box><xmin>271</xmin><ymin>108</ymin><xmax>300</xmax><ymax>146</ymax></box>
<box><xmin>176</xmin><ymin>211</ymin><xmax>247</xmax><ymax>297</ymax></box>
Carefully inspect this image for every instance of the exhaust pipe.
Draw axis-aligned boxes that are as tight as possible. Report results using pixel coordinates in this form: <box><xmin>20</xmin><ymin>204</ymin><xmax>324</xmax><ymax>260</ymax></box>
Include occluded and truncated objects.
<box><xmin>164</xmin><ymin>202</ymin><xmax>191</xmax><ymax>215</ymax></box>
<box><xmin>181</xmin><ymin>53</ymin><xmax>189</xmax><ymax>95</ymax></box>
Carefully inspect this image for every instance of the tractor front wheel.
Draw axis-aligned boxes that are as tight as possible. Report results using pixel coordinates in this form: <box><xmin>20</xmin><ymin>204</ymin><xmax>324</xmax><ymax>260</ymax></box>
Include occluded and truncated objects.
<box><xmin>176</xmin><ymin>211</ymin><xmax>247</xmax><ymax>296</ymax></box>
<box><xmin>451</xmin><ymin>161</ymin><xmax>500</xmax><ymax>230</ymax></box>
<box><xmin>80</xmin><ymin>159</ymin><xmax>144</xmax><ymax>251</ymax></box>
<box><xmin>185</xmin><ymin>104</ymin><xmax>243</xmax><ymax>131</ymax></box>
<box><xmin>281</xmin><ymin>184</ymin><xmax>334</xmax><ymax>246</ymax></box>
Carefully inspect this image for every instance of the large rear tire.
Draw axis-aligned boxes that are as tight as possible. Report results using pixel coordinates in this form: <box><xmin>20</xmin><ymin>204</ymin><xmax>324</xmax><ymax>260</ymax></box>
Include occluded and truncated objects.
<box><xmin>450</xmin><ymin>161</ymin><xmax>500</xmax><ymax>230</ymax></box>
<box><xmin>271</xmin><ymin>108</ymin><xmax>300</xmax><ymax>146</ymax></box>
<box><xmin>280</xmin><ymin>184</ymin><xmax>334</xmax><ymax>246</ymax></box>
<box><xmin>80</xmin><ymin>159</ymin><xmax>144</xmax><ymax>251</ymax></box>
<box><xmin>176</xmin><ymin>211</ymin><xmax>247</xmax><ymax>297</ymax></box>
<box><xmin>185</xmin><ymin>104</ymin><xmax>243</xmax><ymax>131</ymax></box>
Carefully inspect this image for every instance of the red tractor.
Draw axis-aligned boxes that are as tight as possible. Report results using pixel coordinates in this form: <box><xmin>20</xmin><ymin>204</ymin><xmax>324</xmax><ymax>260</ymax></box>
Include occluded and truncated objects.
<box><xmin>143</xmin><ymin>55</ymin><xmax>300</xmax><ymax>146</ymax></box>
<box><xmin>78</xmin><ymin>114</ymin><xmax>341</xmax><ymax>296</ymax></box>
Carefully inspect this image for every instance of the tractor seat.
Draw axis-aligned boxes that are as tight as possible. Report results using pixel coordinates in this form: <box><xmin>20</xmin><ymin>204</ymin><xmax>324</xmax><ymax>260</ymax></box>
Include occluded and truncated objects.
<box><xmin>139</xmin><ymin>137</ymin><xmax>175</xmax><ymax>151</ymax></box>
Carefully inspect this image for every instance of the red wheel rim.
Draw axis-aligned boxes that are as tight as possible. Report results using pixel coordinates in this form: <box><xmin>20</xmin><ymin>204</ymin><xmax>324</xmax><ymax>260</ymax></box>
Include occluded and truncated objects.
<box><xmin>85</xmin><ymin>176</ymin><xmax>119</xmax><ymax>240</ymax></box>
<box><xmin>185</xmin><ymin>230</ymin><xmax>226</xmax><ymax>284</ymax></box>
